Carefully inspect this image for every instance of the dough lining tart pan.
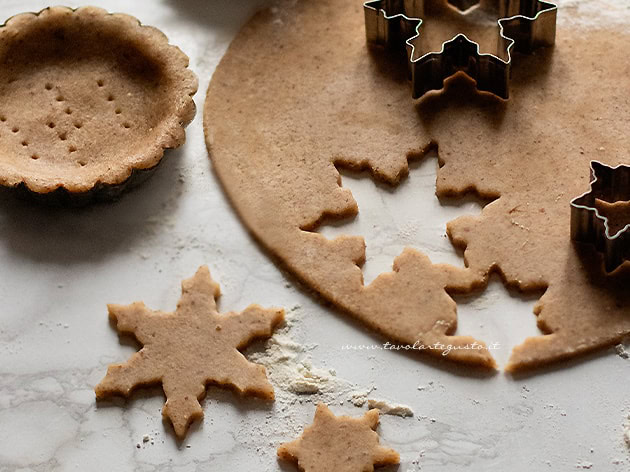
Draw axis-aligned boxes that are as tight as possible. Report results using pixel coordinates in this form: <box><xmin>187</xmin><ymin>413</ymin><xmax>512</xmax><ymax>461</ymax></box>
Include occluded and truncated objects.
<box><xmin>0</xmin><ymin>6</ymin><xmax>198</xmax><ymax>204</ymax></box>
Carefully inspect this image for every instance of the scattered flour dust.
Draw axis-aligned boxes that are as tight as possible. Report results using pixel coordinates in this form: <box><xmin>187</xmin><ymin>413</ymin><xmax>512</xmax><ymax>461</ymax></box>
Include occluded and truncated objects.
<box><xmin>349</xmin><ymin>389</ymin><xmax>372</xmax><ymax>407</ymax></box>
<box><xmin>246</xmin><ymin>304</ymin><xmax>414</xmax><ymax>416</ymax></box>
<box><xmin>247</xmin><ymin>305</ymin><xmax>351</xmax><ymax>402</ymax></box>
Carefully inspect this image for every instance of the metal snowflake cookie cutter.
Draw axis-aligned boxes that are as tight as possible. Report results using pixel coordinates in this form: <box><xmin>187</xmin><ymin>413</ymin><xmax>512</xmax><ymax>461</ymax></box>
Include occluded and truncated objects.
<box><xmin>363</xmin><ymin>0</ymin><xmax>558</xmax><ymax>99</ymax></box>
<box><xmin>570</xmin><ymin>161</ymin><xmax>630</xmax><ymax>273</ymax></box>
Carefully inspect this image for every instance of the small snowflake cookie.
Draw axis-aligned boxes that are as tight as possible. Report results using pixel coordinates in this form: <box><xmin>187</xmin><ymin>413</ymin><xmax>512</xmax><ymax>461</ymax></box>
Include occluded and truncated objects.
<box><xmin>278</xmin><ymin>403</ymin><xmax>400</xmax><ymax>472</ymax></box>
<box><xmin>95</xmin><ymin>266</ymin><xmax>284</xmax><ymax>438</ymax></box>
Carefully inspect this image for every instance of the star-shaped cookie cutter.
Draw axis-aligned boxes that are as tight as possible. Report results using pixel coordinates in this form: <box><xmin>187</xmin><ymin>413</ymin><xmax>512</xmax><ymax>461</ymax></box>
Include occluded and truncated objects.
<box><xmin>570</xmin><ymin>161</ymin><xmax>630</xmax><ymax>273</ymax></box>
<box><xmin>363</xmin><ymin>0</ymin><xmax>557</xmax><ymax>99</ymax></box>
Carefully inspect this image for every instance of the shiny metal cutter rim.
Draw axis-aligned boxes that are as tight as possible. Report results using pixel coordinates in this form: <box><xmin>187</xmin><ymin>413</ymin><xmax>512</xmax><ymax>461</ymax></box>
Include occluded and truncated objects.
<box><xmin>570</xmin><ymin>161</ymin><xmax>630</xmax><ymax>274</ymax></box>
<box><xmin>363</xmin><ymin>0</ymin><xmax>558</xmax><ymax>99</ymax></box>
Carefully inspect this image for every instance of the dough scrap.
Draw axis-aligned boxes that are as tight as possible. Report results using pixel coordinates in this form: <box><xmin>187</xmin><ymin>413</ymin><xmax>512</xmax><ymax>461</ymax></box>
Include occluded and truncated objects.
<box><xmin>367</xmin><ymin>398</ymin><xmax>414</xmax><ymax>417</ymax></box>
<box><xmin>203</xmin><ymin>0</ymin><xmax>630</xmax><ymax>371</ymax></box>
<box><xmin>95</xmin><ymin>266</ymin><xmax>284</xmax><ymax>438</ymax></box>
<box><xmin>277</xmin><ymin>403</ymin><xmax>400</xmax><ymax>472</ymax></box>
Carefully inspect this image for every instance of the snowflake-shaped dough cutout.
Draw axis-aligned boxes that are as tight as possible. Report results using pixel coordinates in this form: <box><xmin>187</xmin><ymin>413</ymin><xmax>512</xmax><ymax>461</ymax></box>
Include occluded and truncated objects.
<box><xmin>95</xmin><ymin>265</ymin><xmax>284</xmax><ymax>438</ymax></box>
<box><xmin>278</xmin><ymin>404</ymin><xmax>400</xmax><ymax>472</ymax></box>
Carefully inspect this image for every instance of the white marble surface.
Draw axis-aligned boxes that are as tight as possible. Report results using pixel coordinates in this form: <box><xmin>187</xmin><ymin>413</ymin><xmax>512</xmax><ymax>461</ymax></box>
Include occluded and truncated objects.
<box><xmin>0</xmin><ymin>0</ymin><xmax>629</xmax><ymax>470</ymax></box>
